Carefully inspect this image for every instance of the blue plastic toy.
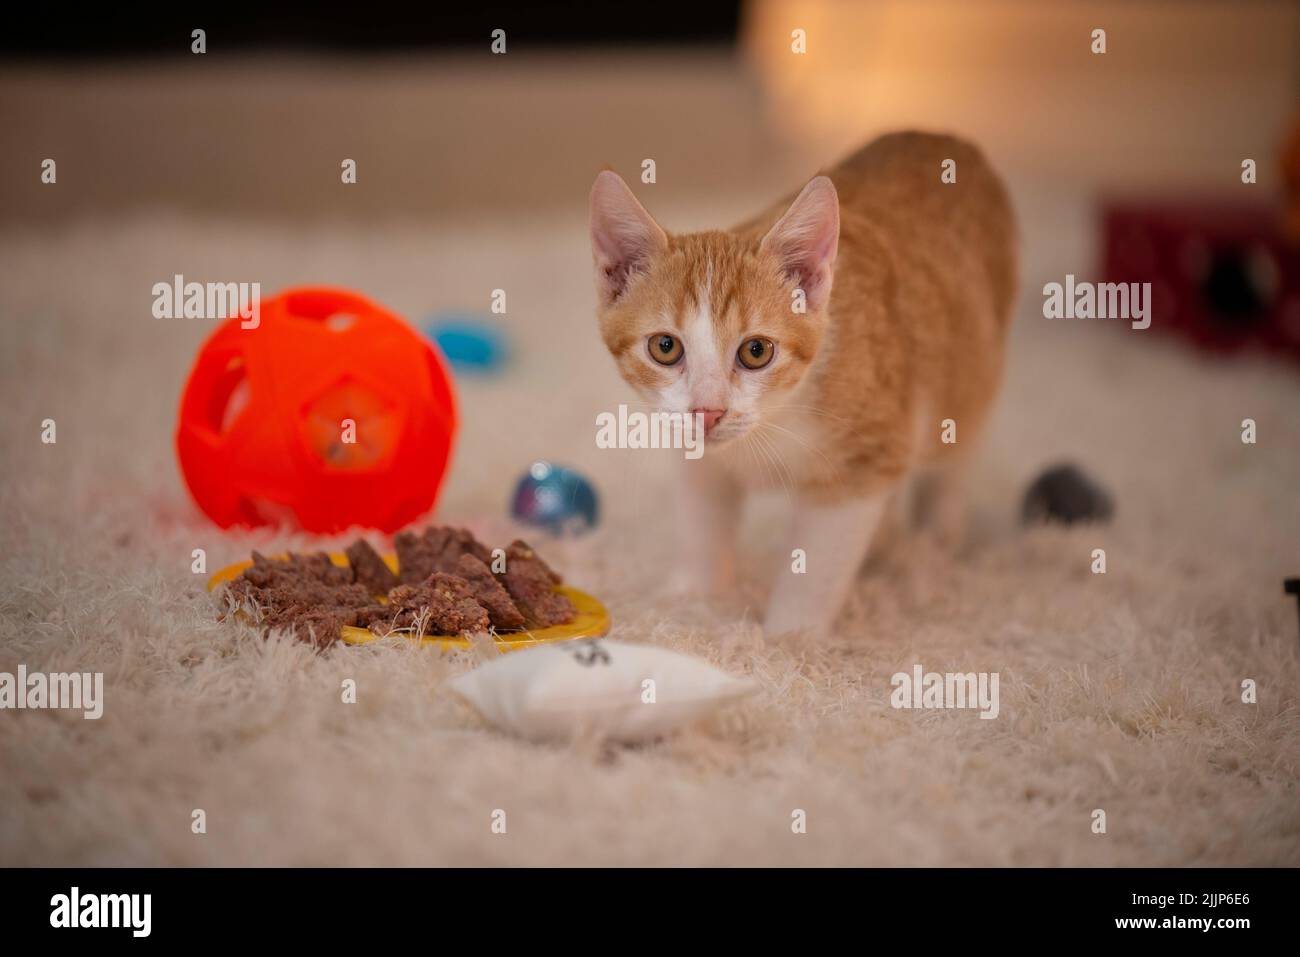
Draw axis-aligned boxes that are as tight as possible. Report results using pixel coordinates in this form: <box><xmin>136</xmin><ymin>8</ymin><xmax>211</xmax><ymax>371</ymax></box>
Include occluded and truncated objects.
<box><xmin>510</xmin><ymin>461</ymin><xmax>599</xmax><ymax>534</ymax></box>
<box><xmin>424</xmin><ymin>312</ymin><xmax>508</xmax><ymax>373</ymax></box>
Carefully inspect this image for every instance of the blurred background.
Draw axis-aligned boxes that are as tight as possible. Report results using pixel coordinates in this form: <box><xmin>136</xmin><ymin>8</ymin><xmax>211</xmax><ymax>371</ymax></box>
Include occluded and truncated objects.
<box><xmin>2</xmin><ymin>0</ymin><xmax>1299</xmax><ymax>542</ymax></box>
<box><xmin>4</xmin><ymin>1</ymin><xmax>1297</xmax><ymax>222</ymax></box>
<box><xmin>4</xmin><ymin>1</ymin><xmax>1299</xmax><ymax>353</ymax></box>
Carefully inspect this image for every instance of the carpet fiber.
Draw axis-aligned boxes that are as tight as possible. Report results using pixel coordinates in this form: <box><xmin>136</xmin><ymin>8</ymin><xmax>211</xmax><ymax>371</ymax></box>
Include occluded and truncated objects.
<box><xmin>1</xmin><ymin>209</ymin><xmax>1298</xmax><ymax>866</ymax></box>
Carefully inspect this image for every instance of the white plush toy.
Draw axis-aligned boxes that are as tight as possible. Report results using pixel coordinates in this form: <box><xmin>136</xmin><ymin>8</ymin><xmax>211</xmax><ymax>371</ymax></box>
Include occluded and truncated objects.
<box><xmin>450</xmin><ymin>639</ymin><xmax>757</xmax><ymax>744</ymax></box>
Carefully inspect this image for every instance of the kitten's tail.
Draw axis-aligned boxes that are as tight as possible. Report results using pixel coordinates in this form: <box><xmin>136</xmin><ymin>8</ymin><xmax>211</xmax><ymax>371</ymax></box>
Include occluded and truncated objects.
<box><xmin>982</xmin><ymin>166</ymin><xmax>1020</xmax><ymax>334</ymax></box>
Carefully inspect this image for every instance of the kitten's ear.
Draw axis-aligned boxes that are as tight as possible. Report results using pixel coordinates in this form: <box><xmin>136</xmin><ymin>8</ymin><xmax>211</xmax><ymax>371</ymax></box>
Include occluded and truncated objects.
<box><xmin>589</xmin><ymin>170</ymin><xmax>668</xmax><ymax>305</ymax></box>
<box><xmin>760</xmin><ymin>176</ymin><xmax>840</xmax><ymax>312</ymax></box>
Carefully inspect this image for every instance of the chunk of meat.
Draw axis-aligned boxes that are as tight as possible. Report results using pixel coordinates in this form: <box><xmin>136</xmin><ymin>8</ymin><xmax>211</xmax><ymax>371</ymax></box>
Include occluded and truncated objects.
<box><xmin>351</xmin><ymin>603</ymin><xmax>395</xmax><ymax>628</ymax></box>
<box><xmin>394</xmin><ymin>531</ymin><xmax>436</xmax><ymax>584</ymax></box>
<box><xmin>242</xmin><ymin>550</ymin><xmax>351</xmax><ymax>588</ymax></box>
<box><xmin>229</xmin><ymin>577</ymin><xmax>372</xmax><ymax>615</ymax></box>
<box><xmin>396</xmin><ymin>526</ymin><xmax>494</xmax><ymax>582</ymax></box>
<box><xmin>259</xmin><ymin>605</ymin><xmax>361</xmax><ymax>647</ymax></box>
<box><xmin>435</xmin><ymin>527</ymin><xmax>494</xmax><ymax>571</ymax></box>
<box><xmin>505</xmin><ymin>540</ymin><xmax>562</xmax><ymax>583</ymax></box>
<box><xmin>453</xmin><ymin>554</ymin><xmax>525</xmax><ymax>630</ymax></box>
<box><xmin>498</xmin><ymin>540</ymin><xmax>575</xmax><ymax>627</ymax></box>
<box><xmin>345</xmin><ymin>538</ymin><xmax>399</xmax><ymax>595</ymax></box>
<box><xmin>381</xmin><ymin>573</ymin><xmax>491</xmax><ymax>635</ymax></box>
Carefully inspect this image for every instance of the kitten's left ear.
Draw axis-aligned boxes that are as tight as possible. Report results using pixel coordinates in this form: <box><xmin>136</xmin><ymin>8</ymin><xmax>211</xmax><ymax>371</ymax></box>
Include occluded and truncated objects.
<box><xmin>760</xmin><ymin>176</ymin><xmax>840</xmax><ymax>312</ymax></box>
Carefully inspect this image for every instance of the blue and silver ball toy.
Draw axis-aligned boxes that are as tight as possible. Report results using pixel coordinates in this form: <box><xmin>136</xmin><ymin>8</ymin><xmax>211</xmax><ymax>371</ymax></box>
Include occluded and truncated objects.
<box><xmin>510</xmin><ymin>461</ymin><xmax>599</xmax><ymax>534</ymax></box>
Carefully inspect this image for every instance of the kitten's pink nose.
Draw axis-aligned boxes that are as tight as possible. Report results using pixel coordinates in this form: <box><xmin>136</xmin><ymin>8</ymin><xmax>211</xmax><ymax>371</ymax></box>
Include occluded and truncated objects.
<box><xmin>693</xmin><ymin>408</ymin><xmax>726</xmax><ymax>432</ymax></box>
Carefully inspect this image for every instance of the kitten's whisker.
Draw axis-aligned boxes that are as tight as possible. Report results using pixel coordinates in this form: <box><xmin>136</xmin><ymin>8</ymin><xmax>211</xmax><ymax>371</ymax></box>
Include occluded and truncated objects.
<box><xmin>764</xmin><ymin>401</ymin><xmax>854</xmax><ymax>425</ymax></box>
<box><xmin>763</xmin><ymin>400</ymin><xmax>875</xmax><ymax>446</ymax></box>
<box><xmin>740</xmin><ymin>431</ymin><xmax>778</xmax><ymax>502</ymax></box>
<box><xmin>766</xmin><ymin>432</ymin><xmax>799</xmax><ymax>502</ymax></box>
<box><xmin>749</xmin><ymin>428</ymin><xmax>795</xmax><ymax>504</ymax></box>
<box><xmin>756</xmin><ymin>420</ymin><xmax>843</xmax><ymax>485</ymax></box>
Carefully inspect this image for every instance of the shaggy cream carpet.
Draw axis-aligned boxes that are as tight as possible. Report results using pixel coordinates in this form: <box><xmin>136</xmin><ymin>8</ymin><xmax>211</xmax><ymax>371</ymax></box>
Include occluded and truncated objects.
<box><xmin>1</xmin><ymin>201</ymin><xmax>1298</xmax><ymax>866</ymax></box>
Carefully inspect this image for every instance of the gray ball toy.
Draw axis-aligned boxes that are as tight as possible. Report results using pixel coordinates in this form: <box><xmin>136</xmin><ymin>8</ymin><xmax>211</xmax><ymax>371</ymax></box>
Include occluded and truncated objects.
<box><xmin>1022</xmin><ymin>463</ymin><xmax>1115</xmax><ymax>525</ymax></box>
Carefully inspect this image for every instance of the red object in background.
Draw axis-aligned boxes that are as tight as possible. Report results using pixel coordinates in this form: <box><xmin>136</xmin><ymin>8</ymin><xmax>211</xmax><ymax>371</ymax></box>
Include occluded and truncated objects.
<box><xmin>176</xmin><ymin>286</ymin><xmax>457</xmax><ymax>533</ymax></box>
<box><xmin>1101</xmin><ymin>202</ymin><xmax>1300</xmax><ymax>364</ymax></box>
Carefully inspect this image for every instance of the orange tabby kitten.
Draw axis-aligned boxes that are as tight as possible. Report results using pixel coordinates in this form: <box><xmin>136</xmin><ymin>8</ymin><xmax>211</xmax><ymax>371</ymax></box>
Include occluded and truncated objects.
<box><xmin>589</xmin><ymin>132</ymin><xmax>1018</xmax><ymax>637</ymax></box>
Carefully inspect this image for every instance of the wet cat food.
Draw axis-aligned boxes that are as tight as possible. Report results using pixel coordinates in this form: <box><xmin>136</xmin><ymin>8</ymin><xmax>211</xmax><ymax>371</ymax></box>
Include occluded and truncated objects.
<box><xmin>222</xmin><ymin>527</ymin><xmax>575</xmax><ymax>646</ymax></box>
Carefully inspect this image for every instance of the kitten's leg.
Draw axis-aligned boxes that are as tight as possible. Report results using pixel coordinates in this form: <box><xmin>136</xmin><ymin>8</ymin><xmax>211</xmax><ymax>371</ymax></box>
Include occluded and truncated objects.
<box><xmin>913</xmin><ymin>458</ymin><xmax>969</xmax><ymax>549</ymax></box>
<box><xmin>763</xmin><ymin>491</ymin><xmax>889</xmax><ymax>639</ymax></box>
<box><xmin>668</xmin><ymin>457</ymin><xmax>741</xmax><ymax>597</ymax></box>
<box><xmin>866</xmin><ymin>486</ymin><xmax>909</xmax><ymax>560</ymax></box>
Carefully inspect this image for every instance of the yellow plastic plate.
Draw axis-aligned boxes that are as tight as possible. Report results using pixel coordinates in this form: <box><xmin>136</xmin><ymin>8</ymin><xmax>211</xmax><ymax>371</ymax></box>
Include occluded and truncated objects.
<box><xmin>207</xmin><ymin>551</ymin><xmax>610</xmax><ymax>652</ymax></box>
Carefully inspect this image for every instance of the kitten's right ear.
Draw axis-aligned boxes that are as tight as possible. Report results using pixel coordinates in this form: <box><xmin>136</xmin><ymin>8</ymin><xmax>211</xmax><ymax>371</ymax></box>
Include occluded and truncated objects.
<box><xmin>761</xmin><ymin>176</ymin><xmax>840</xmax><ymax>313</ymax></box>
<box><xmin>589</xmin><ymin>170</ymin><xmax>668</xmax><ymax>305</ymax></box>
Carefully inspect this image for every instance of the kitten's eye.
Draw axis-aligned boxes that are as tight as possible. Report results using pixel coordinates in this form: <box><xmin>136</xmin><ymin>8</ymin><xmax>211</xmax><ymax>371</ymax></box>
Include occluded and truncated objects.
<box><xmin>648</xmin><ymin>334</ymin><xmax>684</xmax><ymax>366</ymax></box>
<box><xmin>737</xmin><ymin>337</ymin><xmax>775</xmax><ymax>370</ymax></box>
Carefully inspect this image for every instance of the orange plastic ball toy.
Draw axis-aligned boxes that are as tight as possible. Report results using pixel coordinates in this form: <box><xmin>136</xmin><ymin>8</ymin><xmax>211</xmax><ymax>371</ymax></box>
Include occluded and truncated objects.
<box><xmin>175</xmin><ymin>286</ymin><xmax>457</xmax><ymax>533</ymax></box>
